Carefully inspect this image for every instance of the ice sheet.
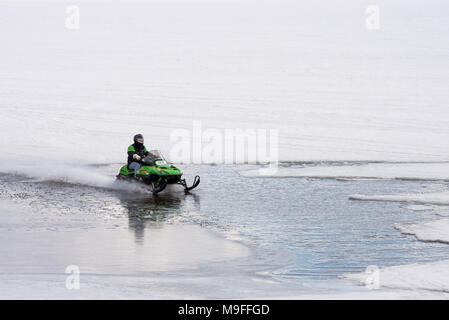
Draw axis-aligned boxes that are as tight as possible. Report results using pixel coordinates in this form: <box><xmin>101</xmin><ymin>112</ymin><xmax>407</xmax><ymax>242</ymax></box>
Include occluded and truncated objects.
<box><xmin>243</xmin><ymin>162</ymin><xmax>449</xmax><ymax>181</ymax></box>
<box><xmin>349</xmin><ymin>191</ymin><xmax>449</xmax><ymax>205</ymax></box>
<box><xmin>396</xmin><ymin>219</ymin><xmax>449</xmax><ymax>244</ymax></box>
<box><xmin>1</xmin><ymin>0</ymin><xmax>449</xmax><ymax>165</ymax></box>
<box><xmin>345</xmin><ymin>259</ymin><xmax>449</xmax><ymax>294</ymax></box>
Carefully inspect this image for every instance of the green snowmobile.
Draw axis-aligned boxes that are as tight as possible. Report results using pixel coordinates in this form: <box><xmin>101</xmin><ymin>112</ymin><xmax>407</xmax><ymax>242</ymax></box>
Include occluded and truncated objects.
<box><xmin>116</xmin><ymin>150</ymin><xmax>200</xmax><ymax>195</ymax></box>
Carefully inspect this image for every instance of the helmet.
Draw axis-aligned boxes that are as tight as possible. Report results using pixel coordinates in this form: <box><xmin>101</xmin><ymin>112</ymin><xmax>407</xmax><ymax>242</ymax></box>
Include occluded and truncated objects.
<box><xmin>133</xmin><ymin>134</ymin><xmax>144</xmax><ymax>144</ymax></box>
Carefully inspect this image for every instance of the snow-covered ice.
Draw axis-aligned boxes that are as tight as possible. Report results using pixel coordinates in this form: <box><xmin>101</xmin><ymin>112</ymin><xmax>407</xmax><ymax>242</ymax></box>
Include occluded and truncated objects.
<box><xmin>349</xmin><ymin>191</ymin><xmax>449</xmax><ymax>206</ymax></box>
<box><xmin>243</xmin><ymin>162</ymin><xmax>449</xmax><ymax>181</ymax></box>
<box><xmin>1</xmin><ymin>0</ymin><xmax>449</xmax><ymax>165</ymax></box>
<box><xmin>345</xmin><ymin>259</ymin><xmax>449</xmax><ymax>294</ymax></box>
<box><xmin>396</xmin><ymin>219</ymin><xmax>449</xmax><ymax>244</ymax></box>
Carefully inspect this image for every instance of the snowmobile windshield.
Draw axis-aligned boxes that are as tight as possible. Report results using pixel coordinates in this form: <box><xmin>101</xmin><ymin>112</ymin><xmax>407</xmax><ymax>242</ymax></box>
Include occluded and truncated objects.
<box><xmin>142</xmin><ymin>150</ymin><xmax>169</xmax><ymax>165</ymax></box>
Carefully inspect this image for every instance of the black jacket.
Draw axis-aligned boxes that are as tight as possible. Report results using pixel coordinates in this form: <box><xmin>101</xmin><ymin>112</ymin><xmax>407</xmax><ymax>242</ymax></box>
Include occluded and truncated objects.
<box><xmin>127</xmin><ymin>143</ymin><xmax>149</xmax><ymax>167</ymax></box>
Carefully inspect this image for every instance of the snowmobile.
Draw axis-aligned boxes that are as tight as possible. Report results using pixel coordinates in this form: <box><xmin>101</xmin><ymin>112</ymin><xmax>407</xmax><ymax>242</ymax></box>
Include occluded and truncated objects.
<box><xmin>116</xmin><ymin>150</ymin><xmax>200</xmax><ymax>195</ymax></box>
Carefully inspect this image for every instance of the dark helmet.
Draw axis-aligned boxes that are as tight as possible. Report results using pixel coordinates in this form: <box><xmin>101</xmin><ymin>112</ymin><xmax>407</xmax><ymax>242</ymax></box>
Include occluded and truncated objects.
<box><xmin>133</xmin><ymin>134</ymin><xmax>144</xmax><ymax>145</ymax></box>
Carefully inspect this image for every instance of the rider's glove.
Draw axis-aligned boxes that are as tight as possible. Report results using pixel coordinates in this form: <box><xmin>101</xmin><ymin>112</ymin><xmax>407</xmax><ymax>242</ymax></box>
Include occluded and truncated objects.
<box><xmin>133</xmin><ymin>154</ymin><xmax>142</xmax><ymax>161</ymax></box>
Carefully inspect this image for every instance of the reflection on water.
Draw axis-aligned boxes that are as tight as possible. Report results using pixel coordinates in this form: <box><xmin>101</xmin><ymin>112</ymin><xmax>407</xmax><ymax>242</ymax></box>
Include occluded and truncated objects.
<box><xmin>116</xmin><ymin>190</ymin><xmax>201</xmax><ymax>242</ymax></box>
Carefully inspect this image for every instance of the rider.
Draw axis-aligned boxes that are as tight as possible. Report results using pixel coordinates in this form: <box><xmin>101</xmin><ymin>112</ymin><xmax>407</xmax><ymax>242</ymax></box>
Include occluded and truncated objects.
<box><xmin>127</xmin><ymin>134</ymin><xmax>150</xmax><ymax>178</ymax></box>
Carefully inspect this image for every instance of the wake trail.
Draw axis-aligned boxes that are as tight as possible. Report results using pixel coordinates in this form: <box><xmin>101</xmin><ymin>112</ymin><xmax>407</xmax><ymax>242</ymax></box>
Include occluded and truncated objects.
<box><xmin>0</xmin><ymin>160</ymin><xmax>149</xmax><ymax>194</ymax></box>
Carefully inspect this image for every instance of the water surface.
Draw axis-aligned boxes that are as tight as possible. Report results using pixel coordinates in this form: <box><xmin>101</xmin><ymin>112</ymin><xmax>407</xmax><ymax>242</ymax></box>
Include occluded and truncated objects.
<box><xmin>1</xmin><ymin>164</ymin><xmax>448</xmax><ymax>297</ymax></box>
